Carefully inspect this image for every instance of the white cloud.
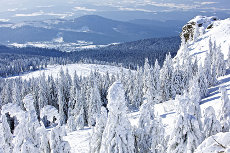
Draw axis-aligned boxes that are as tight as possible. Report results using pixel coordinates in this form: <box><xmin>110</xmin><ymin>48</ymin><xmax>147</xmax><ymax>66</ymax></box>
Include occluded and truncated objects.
<box><xmin>14</xmin><ymin>11</ymin><xmax>73</xmax><ymax>18</ymax></box>
<box><xmin>0</xmin><ymin>19</ymin><xmax>10</xmax><ymax>22</ymax></box>
<box><xmin>73</xmin><ymin>7</ymin><xmax>96</xmax><ymax>12</ymax></box>
<box><xmin>200</xmin><ymin>2</ymin><xmax>218</xmax><ymax>5</ymax></box>
<box><xmin>119</xmin><ymin>7</ymin><xmax>156</xmax><ymax>13</ymax></box>
<box><xmin>15</xmin><ymin>11</ymin><xmax>44</xmax><ymax>17</ymax></box>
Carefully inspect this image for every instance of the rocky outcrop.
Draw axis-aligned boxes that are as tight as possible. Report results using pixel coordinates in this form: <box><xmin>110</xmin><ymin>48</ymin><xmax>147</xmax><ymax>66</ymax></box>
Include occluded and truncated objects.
<box><xmin>181</xmin><ymin>16</ymin><xmax>218</xmax><ymax>42</ymax></box>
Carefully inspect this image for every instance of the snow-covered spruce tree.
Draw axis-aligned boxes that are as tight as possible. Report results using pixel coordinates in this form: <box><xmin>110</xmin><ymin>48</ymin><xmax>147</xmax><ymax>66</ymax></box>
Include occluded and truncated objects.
<box><xmin>126</xmin><ymin>69</ymin><xmax>136</xmax><ymax>107</ymax></box>
<box><xmin>100</xmin><ymin>81</ymin><xmax>135</xmax><ymax>153</ymax></box>
<box><xmin>88</xmin><ymin>80</ymin><xmax>102</xmax><ymax>127</ymax></box>
<box><xmin>204</xmin><ymin>52</ymin><xmax>213</xmax><ymax>87</ymax></box>
<box><xmin>12</xmin><ymin>80</ymin><xmax>24</xmax><ymax>110</ymax></box>
<box><xmin>38</xmin><ymin>126</ymin><xmax>51</xmax><ymax>153</ymax></box>
<box><xmin>215</xmin><ymin>46</ymin><xmax>226</xmax><ymax>77</ymax></box>
<box><xmin>227</xmin><ymin>46</ymin><xmax>230</xmax><ymax>69</ymax></box>
<box><xmin>198</xmin><ymin>64</ymin><xmax>208</xmax><ymax>98</ymax></box>
<box><xmin>75</xmin><ymin>106</ymin><xmax>85</xmax><ymax>130</ymax></box>
<box><xmin>154</xmin><ymin>118</ymin><xmax>167</xmax><ymax>153</ymax></box>
<box><xmin>203</xmin><ymin>106</ymin><xmax>221</xmax><ymax>139</ymax></box>
<box><xmin>58</xmin><ymin>68</ymin><xmax>68</xmax><ymax>126</ymax></box>
<box><xmin>89</xmin><ymin>106</ymin><xmax>108</xmax><ymax>153</ymax></box>
<box><xmin>210</xmin><ymin>41</ymin><xmax>218</xmax><ymax>85</ymax></box>
<box><xmin>219</xmin><ymin>86</ymin><xmax>230</xmax><ymax>132</ymax></box>
<box><xmin>160</xmin><ymin>53</ymin><xmax>173</xmax><ymax>102</ymax></box>
<box><xmin>188</xmin><ymin>77</ymin><xmax>203</xmax><ymax>131</ymax></box>
<box><xmin>131</xmin><ymin>66</ymin><xmax>143</xmax><ymax>108</ymax></box>
<box><xmin>1</xmin><ymin>114</ymin><xmax>14</xmax><ymax>153</ymax></box>
<box><xmin>13</xmin><ymin>94</ymin><xmax>41</xmax><ymax>153</ymax></box>
<box><xmin>137</xmin><ymin>88</ymin><xmax>156</xmax><ymax>153</ymax></box>
<box><xmin>38</xmin><ymin>73</ymin><xmax>48</xmax><ymax>111</ymax></box>
<box><xmin>167</xmin><ymin>95</ymin><xmax>203</xmax><ymax>153</ymax></box>
<box><xmin>47</xmin><ymin>75</ymin><xmax>58</xmax><ymax>109</ymax></box>
<box><xmin>1</xmin><ymin>80</ymin><xmax>13</xmax><ymax>107</ymax></box>
<box><xmin>67</xmin><ymin>110</ymin><xmax>77</xmax><ymax>132</ymax></box>
<box><xmin>143</xmin><ymin>58</ymin><xmax>153</xmax><ymax>97</ymax></box>
<box><xmin>50</xmin><ymin>126</ymin><xmax>70</xmax><ymax>153</ymax></box>
<box><xmin>153</xmin><ymin>59</ymin><xmax>162</xmax><ymax>102</ymax></box>
<box><xmin>172</xmin><ymin>58</ymin><xmax>184</xmax><ymax>98</ymax></box>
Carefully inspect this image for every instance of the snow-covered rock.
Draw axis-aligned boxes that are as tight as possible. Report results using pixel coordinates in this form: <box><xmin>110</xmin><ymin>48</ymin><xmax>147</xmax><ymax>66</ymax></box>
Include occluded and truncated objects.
<box><xmin>177</xmin><ymin>16</ymin><xmax>230</xmax><ymax>65</ymax></box>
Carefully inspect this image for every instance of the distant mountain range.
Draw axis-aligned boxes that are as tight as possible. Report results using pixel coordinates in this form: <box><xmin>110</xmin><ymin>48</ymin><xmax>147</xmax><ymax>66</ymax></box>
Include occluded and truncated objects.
<box><xmin>0</xmin><ymin>15</ymin><xmax>183</xmax><ymax>46</ymax></box>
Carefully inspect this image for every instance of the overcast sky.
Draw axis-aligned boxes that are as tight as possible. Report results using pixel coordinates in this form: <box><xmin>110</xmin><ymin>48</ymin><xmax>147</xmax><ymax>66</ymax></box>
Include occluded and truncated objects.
<box><xmin>0</xmin><ymin>0</ymin><xmax>229</xmax><ymax>22</ymax></box>
<box><xmin>0</xmin><ymin>0</ymin><xmax>229</xmax><ymax>12</ymax></box>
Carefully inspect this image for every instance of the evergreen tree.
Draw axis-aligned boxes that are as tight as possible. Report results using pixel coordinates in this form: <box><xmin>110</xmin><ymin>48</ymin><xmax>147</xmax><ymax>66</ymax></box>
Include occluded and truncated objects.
<box><xmin>188</xmin><ymin>77</ymin><xmax>203</xmax><ymax>131</ymax></box>
<box><xmin>1</xmin><ymin>114</ymin><xmax>14</xmax><ymax>153</ymax></box>
<box><xmin>75</xmin><ymin>106</ymin><xmax>85</xmax><ymax>130</ymax></box>
<box><xmin>172</xmin><ymin>59</ymin><xmax>184</xmax><ymax>98</ymax></box>
<box><xmin>100</xmin><ymin>82</ymin><xmax>135</xmax><ymax>153</ymax></box>
<box><xmin>12</xmin><ymin>80</ymin><xmax>24</xmax><ymax>110</ymax></box>
<box><xmin>198</xmin><ymin>64</ymin><xmax>208</xmax><ymax>98</ymax></box>
<box><xmin>137</xmin><ymin>88</ymin><xmax>157</xmax><ymax>153</ymax></box>
<box><xmin>50</xmin><ymin>126</ymin><xmax>71</xmax><ymax>153</ymax></box>
<box><xmin>89</xmin><ymin>106</ymin><xmax>108</xmax><ymax>153</ymax></box>
<box><xmin>203</xmin><ymin>106</ymin><xmax>221</xmax><ymax>138</ymax></box>
<box><xmin>167</xmin><ymin>95</ymin><xmax>203</xmax><ymax>153</ymax></box>
<box><xmin>153</xmin><ymin>60</ymin><xmax>162</xmax><ymax>102</ymax></box>
<box><xmin>38</xmin><ymin>126</ymin><xmax>51</xmax><ymax>153</ymax></box>
<box><xmin>58</xmin><ymin>68</ymin><xmax>68</xmax><ymax>125</ymax></box>
<box><xmin>219</xmin><ymin>86</ymin><xmax>230</xmax><ymax>132</ymax></box>
<box><xmin>204</xmin><ymin>52</ymin><xmax>213</xmax><ymax>86</ymax></box>
<box><xmin>1</xmin><ymin>81</ymin><xmax>12</xmax><ymax>107</ymax></box>
<box><xmin>227</xmin><ymin>46</ymin><xmax>230</xmax><ymax>69</ymax></box>
<box><xmin>38</xmin><ymin>73</ymin><xmax>48</xmax><ymax>111</ymax></box>
<box><xmin>160</xmin><ymin>53</ymin><xmax>173</xmax><ymax>101</ymax></box>
<box><xmin>88</xmin><ymin>80</ymin><xmax>102</xmax><ymax>127</ymax></box>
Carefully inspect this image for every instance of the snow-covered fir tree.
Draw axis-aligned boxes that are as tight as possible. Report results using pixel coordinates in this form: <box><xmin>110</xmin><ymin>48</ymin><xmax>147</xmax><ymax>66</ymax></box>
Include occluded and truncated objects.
<box><xmin>38</xmin><ymin>126</ymin><xmax>51</xmax><ymax>153</ymax></box>
<box><xmin>58</xmin><ymin>68</ymin><xmax>68</xmax><ymax>126</ymax></box>
<box><xmin>219</xmin><ymin>86</ymin><xmax>230</xmax><ymax>132</ymax></box>
<box><xmin>227</xmin><ymin>46</ymin><xmax>230</xmax><ymax>69</ymax></box>
<box><xmin>172</xmin><ymin>58</ymin><xmax>184</xmax><ymax>98</ymax></box>
<box><xmin>197</xmin><ymin>64</ymin><xmax>208</xmax><ymax>98</ymax></box>
<box><xmin>203</xmin><ymin>106</ymin><xmax>221</xmax><ymax>139</ymax></box>
<box><xmin>75</xmin><ymin>106</ymin><xmax>85</xmax><ymax>130</ymax></box>
<box><xmin>204</xmin><ymin>52</ymin><xmax>213</xmax><ymax>86</ymax></box>
<box><xmin>12</xmin><ymin>80</ymin><xmax>24</xmax><ymax>110</ymax></box>
<box><xmin>160</xmin><ymin>53</ymin><xmax>173</xmax><ymax>101</ymax></box>
<box><xmin>38</xmin><ymin>73</ymin><xmax>48</xmax><ymax>112</ymax></box>
<box><xmin>100</xmin><ymin>81</ymin><xmax>135</xmax><ymax>153</ymax></box>
<box><xmin>89</xmin><ymin>106</ymin><xmax>108</xmax><ymax>153</ymax></box>
<box><xmin>88</xmin><ymin>80</ymin><xmax>102</xmax><ymax>127</ymax></box>
<box><xmin>50</xmin><ymin>126</ymin><xmax>71</xmax><ymax>153</ymax></box>
<box><xmin>137</xmin><ymin>89</ymin><xmax>156</xmax><ymax>153</ymax></box>
<box><xmin>167</xmin><ymin>95</ymin><xmax>203</xmax><ymax>153</ymax></box>
<box><xmin>1</xmin><ymin>114</ymin><xmax>14</xmax><ymax>153</ymax></box>
<box><xmin>188</xmin><ymin>77</ymin><xmax>202</xmax><ymax>130</ymax></box>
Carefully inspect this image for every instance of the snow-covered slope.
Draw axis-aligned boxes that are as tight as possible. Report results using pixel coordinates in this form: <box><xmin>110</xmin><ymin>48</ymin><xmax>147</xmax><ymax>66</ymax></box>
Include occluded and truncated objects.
<box><xmin>8</xmin><ymin>63</ymin><xmax>130</xmax><ymax>80</ymax></box>
<box><xmin>176</xmin><ymin>16</ymin><xmax>230</xmax><ymax>64</ymax></box>
<box><xmin>63</xmin><ymin>70</ymin><xmax>230</xmax><ymax>152</ymax></box>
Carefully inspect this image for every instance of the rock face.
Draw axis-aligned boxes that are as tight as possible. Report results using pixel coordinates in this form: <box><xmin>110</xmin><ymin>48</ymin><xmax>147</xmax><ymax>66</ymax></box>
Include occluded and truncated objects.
<box><xmin>181</xmin><ymin>16</ymin><xmax>218</xmax><ymax>42</ymax></box>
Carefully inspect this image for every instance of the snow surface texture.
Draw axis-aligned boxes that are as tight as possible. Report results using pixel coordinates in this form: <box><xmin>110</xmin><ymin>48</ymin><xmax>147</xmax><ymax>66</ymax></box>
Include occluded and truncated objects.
<box><xmin>195</xmin><ymin>132</ymin><xmax>230</xmax><ymax>153</ymax></box>
<box><xmin>177</xmin><ymin>16</ymin><xmax>230</xmax><ymax>64</ymax></box>
<box><xmin>8</xmin><ymin>63</ymin><xmax>131</xmax><ymax>80</ymax></box>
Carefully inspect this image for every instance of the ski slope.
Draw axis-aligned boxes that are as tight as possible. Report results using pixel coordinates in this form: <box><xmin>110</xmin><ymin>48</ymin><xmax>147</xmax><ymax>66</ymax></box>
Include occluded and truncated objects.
<box><xmin>8</xmin><ymin>63</ymin><xmax>130</xmax><ymax>80</ymax></box>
